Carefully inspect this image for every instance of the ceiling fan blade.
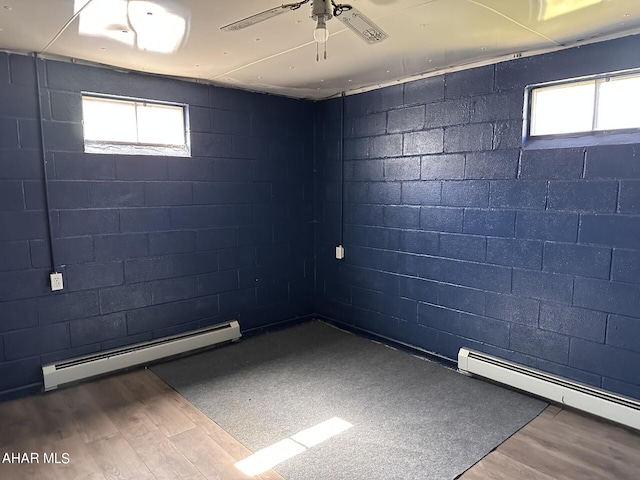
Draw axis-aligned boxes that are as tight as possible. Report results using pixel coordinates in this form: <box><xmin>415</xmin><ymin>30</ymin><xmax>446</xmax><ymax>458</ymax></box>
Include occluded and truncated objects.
<box><xmin>221</xmin><ymin>6</ymin><xmax>291</xmax><ymax>32</ymax></box>
<box><xmin>221</xmin><ymin>0</ymin><xmax>311</xmax><ymax>32</ymax></box>
<box><xmin>336</xmin><ymin>7</ymin><xmax>388</xmax><ymax>44</ymax></box>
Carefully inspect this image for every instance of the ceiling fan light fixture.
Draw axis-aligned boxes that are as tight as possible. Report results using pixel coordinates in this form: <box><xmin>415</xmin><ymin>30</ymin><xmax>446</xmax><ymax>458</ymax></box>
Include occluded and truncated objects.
<box><xmin>314</xmin><ymin>16</ymin><xmax>329</xmax><ymax>43</ymax></box>
<box><xmin>311</xmin><ymin>0</ymin><xmax>332</xmax><ymax>44</ymax></box>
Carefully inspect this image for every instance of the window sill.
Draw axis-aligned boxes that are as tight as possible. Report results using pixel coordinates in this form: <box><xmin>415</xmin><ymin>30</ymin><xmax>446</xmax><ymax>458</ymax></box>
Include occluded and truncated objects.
<box><xmin>523</xmin><ymin>130</ymin><xmax>640</xmax><ymax>150</ymax></box>
<box><xmin>84</xmin><ymin>141</ymin><xmax>190</xmax><ymax>157</ymax></box>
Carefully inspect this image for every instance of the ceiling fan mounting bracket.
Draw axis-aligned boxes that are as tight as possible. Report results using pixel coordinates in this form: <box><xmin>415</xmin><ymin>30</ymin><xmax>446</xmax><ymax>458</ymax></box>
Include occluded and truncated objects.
<box><xmin>312</xmin><ymin>0</ymin><xmax>333</xmax><ymax>21</ymax></box>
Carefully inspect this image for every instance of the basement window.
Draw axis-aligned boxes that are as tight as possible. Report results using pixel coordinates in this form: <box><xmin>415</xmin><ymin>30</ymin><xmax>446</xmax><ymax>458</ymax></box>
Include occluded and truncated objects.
<box><xmin>81</xmin><ymin>94</ymin><xmax>190</xmax><ymax>157</ymax></box>
<box><xmin>525</xmin><ymin>70</ymin><xmax>640</xmax><ymax>148</ymax></box>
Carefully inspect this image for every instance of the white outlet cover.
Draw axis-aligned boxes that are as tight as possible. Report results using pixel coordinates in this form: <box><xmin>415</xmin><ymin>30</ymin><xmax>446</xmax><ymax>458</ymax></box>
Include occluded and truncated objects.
<box><xmin>50</xmin><ymin>272</ymin><xmax>64</xmax><ymax>291</ymax></box>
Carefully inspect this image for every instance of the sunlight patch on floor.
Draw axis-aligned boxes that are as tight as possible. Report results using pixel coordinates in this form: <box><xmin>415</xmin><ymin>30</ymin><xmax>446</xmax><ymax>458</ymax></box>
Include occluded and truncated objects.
<box><xmin>234</xmin><ymin>417</ymin><xmax>353</xmax><ymax>476</ymax></box>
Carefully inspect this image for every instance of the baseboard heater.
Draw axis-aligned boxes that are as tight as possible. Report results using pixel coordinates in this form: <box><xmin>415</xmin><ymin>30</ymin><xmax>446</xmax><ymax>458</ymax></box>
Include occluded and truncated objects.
<box><xmin>42</xmin><ymin>320</ymin><xmax>241</xmax><ymax>391</ymax></box>
<box><xmin>458</xmin><ymin>348</ymin><xmax>640</xmax><ymax>431</ymax></box>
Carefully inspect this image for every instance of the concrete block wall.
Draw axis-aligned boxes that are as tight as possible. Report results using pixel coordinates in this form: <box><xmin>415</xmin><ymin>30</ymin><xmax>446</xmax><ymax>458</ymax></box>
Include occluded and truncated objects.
<box><xmin>1</xmin><ymin>33</ymin><xmax>640</xmax><ymax>401</ymax></box>
<box><xmin>315</xmin><ymin>35</ymin><xmax>640</xmax><ymax>400</ymax></box>
<box><xmin>0</xmin><ymin>54</ymin><xmax>314</xmax><ymax>398</ymax></box>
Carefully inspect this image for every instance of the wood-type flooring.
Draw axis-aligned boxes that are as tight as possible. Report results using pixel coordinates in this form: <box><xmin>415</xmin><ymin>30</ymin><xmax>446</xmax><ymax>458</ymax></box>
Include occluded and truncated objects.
<box><xmin>1</xmin><ymin>369</ymin><xmax>638</xmax><ymax>480</ymax></box>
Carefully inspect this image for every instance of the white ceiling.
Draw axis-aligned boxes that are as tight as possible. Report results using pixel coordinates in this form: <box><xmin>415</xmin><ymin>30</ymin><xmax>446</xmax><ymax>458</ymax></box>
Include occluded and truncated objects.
<box><xmin>1</xmin><ymin>0</ymin><xmax>640</xmax><ymax>99</ymax></box>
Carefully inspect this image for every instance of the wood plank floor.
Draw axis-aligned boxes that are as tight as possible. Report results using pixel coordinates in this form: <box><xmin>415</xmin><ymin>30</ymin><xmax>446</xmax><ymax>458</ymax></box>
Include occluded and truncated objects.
<box><xmin>0</xmin><ymin>369</ymin><xmax>283</xmax><ymax>480</ymax></box>
<box><xmin>459</xmin><ymin>403</ymin><xmax>640</xmax><ymax>480</ymax></box>
<box><xmin>0</xmin><ymin>368</ymin><xmax>639</xmax><ymax>480</ymax></box>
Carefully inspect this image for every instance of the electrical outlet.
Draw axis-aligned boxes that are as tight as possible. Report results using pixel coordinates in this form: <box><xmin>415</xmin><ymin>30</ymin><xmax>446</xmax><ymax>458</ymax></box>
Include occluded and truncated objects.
<box><xmin>50</xmin><ymin>272</ymin><xmax>64</xmax><ymax>291</ymax></box>
<box><xmin>335</xmin><ymin>245</ymin><xmax>345</xmax><ymax>260</ymax></box>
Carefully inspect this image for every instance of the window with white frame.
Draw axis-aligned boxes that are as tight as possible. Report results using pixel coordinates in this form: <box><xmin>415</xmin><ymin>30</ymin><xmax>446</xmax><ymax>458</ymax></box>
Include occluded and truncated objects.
<box><xmin>81</xmin><ymin>94</ymin><xmax>190</xmax><ymax>156</ymax></box>
<box><xmin>528</xmin><ymin>71</ymin><xmax>640</xmax><ymax>138</ymax></box>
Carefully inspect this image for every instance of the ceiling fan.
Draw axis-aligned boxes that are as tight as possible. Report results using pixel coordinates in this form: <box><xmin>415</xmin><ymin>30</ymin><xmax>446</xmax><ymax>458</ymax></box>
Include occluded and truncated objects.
<box><xmin>221</xmin><ymin>0</ymin><xmax>388</xmax><ymax>60</ymax></box>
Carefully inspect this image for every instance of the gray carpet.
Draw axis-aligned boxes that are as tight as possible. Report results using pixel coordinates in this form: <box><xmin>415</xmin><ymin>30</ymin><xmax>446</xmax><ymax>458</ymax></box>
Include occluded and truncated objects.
<box><xmin>151</xmin><ymin>320</ymin><xmax>546</xmax><ymax>480</ymax></box>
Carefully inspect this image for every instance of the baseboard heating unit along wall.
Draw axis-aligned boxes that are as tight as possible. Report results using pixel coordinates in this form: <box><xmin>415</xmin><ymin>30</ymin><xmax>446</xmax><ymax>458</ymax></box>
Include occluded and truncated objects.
<box><xmin>458</xmin><ymin>348</ymin><xmax>640</xmax><ymax>431</ymax></box>
<box><xmin>42</xmin><ymin>320</ymin><xmax>241</xmax><ymax>391</ymax></box>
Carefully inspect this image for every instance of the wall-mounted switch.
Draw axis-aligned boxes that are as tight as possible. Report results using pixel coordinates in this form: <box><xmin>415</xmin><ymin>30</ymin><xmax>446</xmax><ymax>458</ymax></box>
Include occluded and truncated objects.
<box><xmin>50</xmin><ymin>272</ymin><xmax>64</xmax><ymax>291</ymax></box>
<box><xmin>336</xmin><ymin>245</ymin><xmax>345</xmax><ymax>260</ymax></box>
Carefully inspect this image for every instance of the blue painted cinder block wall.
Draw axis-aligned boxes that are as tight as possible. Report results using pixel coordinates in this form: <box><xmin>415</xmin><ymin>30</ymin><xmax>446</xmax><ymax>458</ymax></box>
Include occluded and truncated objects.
<box><xmin>0</xmin><ymin>55</ymin><xmax>314</xmax><ymax>397</ymax></box>
<box><xmin>315</xmin><ymin>35</ymin><xmax>640</xmax><ymax>401</ymax></box>
<box><xmin>1</xmin><ymin>34</ymin><xmax>640</xmax><ymax>401</ymax></box>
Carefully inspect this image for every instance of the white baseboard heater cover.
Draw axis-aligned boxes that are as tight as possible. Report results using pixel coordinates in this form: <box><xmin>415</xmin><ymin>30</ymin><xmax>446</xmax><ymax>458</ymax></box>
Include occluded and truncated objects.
<box><xmin>458</xmin><ymin>348</ymin><xmax>640</xmax><ymax>431</ymax></box>
<box><xmin>42</xmin><ymin>320</ymin><xmax>241</xmax><ymax>391</ymax></box>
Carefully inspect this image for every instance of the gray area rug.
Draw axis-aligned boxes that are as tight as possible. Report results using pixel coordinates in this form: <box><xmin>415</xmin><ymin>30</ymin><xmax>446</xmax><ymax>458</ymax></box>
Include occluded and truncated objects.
<box><xmin>151</xmin><ymin>320</ymin><xmax>546</xmax><ymax>480</ymax></box>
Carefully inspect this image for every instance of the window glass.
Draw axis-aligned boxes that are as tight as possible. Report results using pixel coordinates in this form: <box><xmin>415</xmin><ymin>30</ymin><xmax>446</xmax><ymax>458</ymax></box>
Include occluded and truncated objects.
<box><xmin>530</xmin><ymin>82</ymin><xmax>595</xmax><ymax>136</ymax></box>
<box><xmin>136</xmin><ymin>102</ymin><xmax>186</xmax><ymax>145</ymax></box>
<box><xmin>596</xmin><ymin>75</ymin><xmax>640</xmax><ymax>131</ymax></box>
<box><xmin>82</xmin><ymin>97</ymin><xmax>137</xmax><ymax>143</ymax></box>
<box><xmin>81</xmin><ymin>94</ymin><xmax>189</xmax><ymax>156</ymax></box>
<box><xmin>528</xmin><ymin>71</ymin><xmax>640</xmax><ymax>140</ymax></box>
